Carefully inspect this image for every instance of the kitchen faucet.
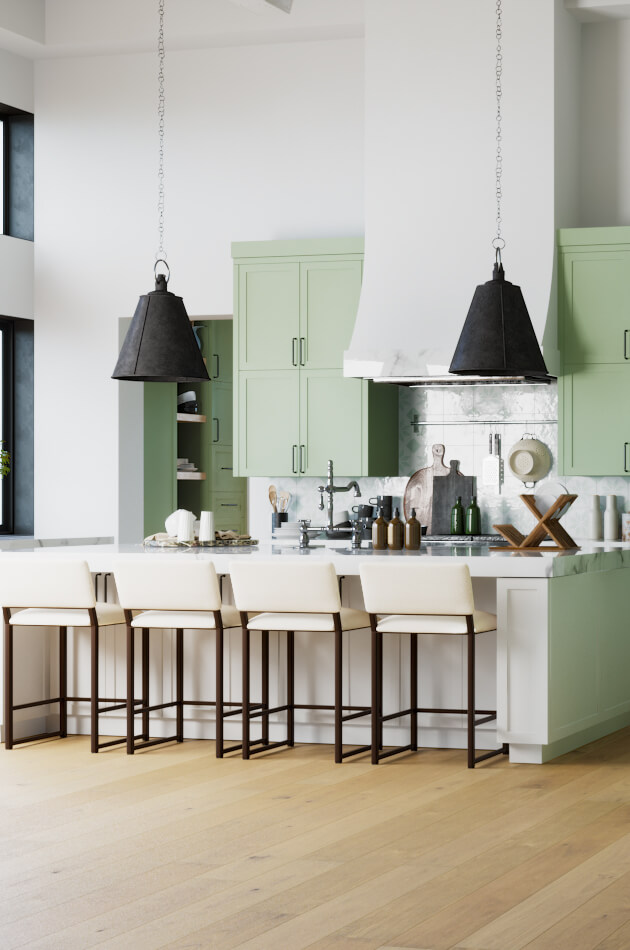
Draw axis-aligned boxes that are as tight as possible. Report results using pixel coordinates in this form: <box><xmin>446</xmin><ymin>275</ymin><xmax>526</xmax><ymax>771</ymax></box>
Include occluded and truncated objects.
<box><xmin>317</xmin><ymin>459</ymin><xmax>361</xmax><ymax>530</ymax></box>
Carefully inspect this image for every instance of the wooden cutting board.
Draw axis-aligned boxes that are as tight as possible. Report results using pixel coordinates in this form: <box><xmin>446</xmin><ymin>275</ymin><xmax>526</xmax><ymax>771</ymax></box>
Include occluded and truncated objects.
<box><xmin>403</xmin><ymin>444</ymin><xmax>450</xmax><ymax>530</ymax></box>
<box><xmin>431</xmin><ymin>459</ymin><xmax>476</xmax><ymax>534</ymax></box>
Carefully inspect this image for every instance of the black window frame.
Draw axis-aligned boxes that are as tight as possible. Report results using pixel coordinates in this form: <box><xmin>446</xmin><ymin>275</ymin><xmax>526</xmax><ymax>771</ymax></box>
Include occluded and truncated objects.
<box><xmin>0</xmin><ymin>318</ymin><xmax>14</xmax><ymax>534</ymax></box>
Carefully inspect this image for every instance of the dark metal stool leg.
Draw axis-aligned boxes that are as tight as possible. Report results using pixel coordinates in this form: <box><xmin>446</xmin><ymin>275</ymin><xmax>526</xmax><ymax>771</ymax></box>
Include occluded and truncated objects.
<box><xmin>241</xmin><ymin>617</ymin><xmax>250</xmax><ymax>759</ymax></box>
<box><xmin>467</xmin><ymin>616</ymin><xmax>475</xmax><ymax>769</ymax></box>
<box><xmin>261</xmin><ymin>630</ymin><xmax>269</xmax><ymax>746</ymax></box>
<box><xmin>59</xmin><ymin>626</ymin><xmax>67</xmax><ymax>739</ymax></box>
<box><xmin>90</xmin><ymin>609</ymin><xmax>99</xmax><ymax>754</ymax></box>
<box><xmin>378</xmin><ymin>625</ymin><xmax>384</xmax><ymax>751</ymax></box>
<box><xmin>4</xmin><ymin>611</ymin><xmax>13</xmax><ymax>749</ymax></box>
<box><xmin>370</xmin><ymin>614</ymin><xmax>379</xmax><ymax>764</ymax></box>
<box><xmin>126</xmin><ymin>622</ymin><xmax>135</xmax><ymax>755</ymax></box>
<box><xmin>410</xmin><ymin>633</ymin><xmax>418</xmax><ymax>752</ymax></box>
<box><xmin>142</xmin><ymin>628</ymin><xmax>150</xmax><ymax>741</ymax></box>
<box><xmin>215</xmin><ymin>613</ymin><xmax>224</xmax><ymax>758</ymax></box>
<box><xmin>287</xmin><ymin>631</ymin><xmax>294</xmax><ymax>747</ymax></box>
<box><xmin>176</xmin><ymin>628</ymin><xmax>184</xmax><ymax>742</ymax></box>
<box><xmin>334</xmin><ymin>614</ymin><xmax>343</xmax><ymax>764</ymax></box>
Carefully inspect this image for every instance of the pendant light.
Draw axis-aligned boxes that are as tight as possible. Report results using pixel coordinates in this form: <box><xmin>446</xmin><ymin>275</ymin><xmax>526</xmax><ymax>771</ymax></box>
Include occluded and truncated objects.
<box><xmin>449</xmin><ymin>0</ymin><xmax>551</xmax><ymax>381</ymax></box>
<box><xmin>112</xmin><ymin>0</ymin><xmax>209</xmax><ymax>383</ymax></box>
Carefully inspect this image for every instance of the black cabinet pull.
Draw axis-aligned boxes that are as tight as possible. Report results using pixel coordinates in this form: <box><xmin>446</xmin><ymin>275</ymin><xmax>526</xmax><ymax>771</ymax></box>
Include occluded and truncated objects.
<box><xmin>299</xmin><ymin>337</ymin><xmax>306</xmax><ymax>366</ymax></box>
<box><xmin>213</xmin><ymin>418</ymin><xmax>219</xmax><ymax>443</ymax></box>
<box><xmin>625</xmin><ymin>443</ymin><xmax>630</xmax><ymax>473</ymax></box>
<box><xmin>213</xmin><ymin>353</ymin><xmax>220</xmax><ymax>377</ymax></box>
<box><xmin>292</xmin><ymin>338</ymin><xmax>298</xmax><ymax>366</ymax></box>
<box><xmin>292</xmin><ymin>444</ymin><xmax>298</xmax><ymax>473</ymax></box>
<box><xmin>299</xmin><ymin>444</ymin><xmax>306</xmax><ymax>473</ymax></box>
<box><xmin>220</xmin><ymin>466</ymin><xmax>233</xmax><ymax>471</ymax></box>
<box><xmin>625</xmin><ymin>330</ymin><xmax>630</xmax><ymax>360</ymax></box>
<box><xmin>220</xmin><ymin>503</ymin><xmax>238</xmax><ymax>507</ymax></box>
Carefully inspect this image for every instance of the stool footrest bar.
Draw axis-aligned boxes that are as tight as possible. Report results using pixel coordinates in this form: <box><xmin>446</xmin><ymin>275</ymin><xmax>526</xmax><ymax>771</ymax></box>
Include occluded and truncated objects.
<box><xmin>249</xmin><ymin>704</ymin><xmax>289</xmax><ymax>718</ymax></box>
<box><xmin>341</xmin><ymin>744</ymin><xmax>371</xmax><ymax>759</ymax></box>
<box><xmin>132</xmin><ymin>735</ymin><xmax>178</xmax><ymax>750</ymax></box>
<box><xmin>97</xmin><ymin>737</ymin><xmax>127</xmax><ymax>749</ymax></box>
<box><xmin>341</xmin><ymin>708</ymin><xmax>371</xmax><ymax>722</ymax></box>
<box><xmin>13</xmin><ymin>698</ymin><xmax>61</xmax><ymax>711</ymax></box>
<box><xmin>249</xmin><ymin>740</ymin><xmax>291</xmax><ymax>756</ymax></box>
<box><xmin>13</xmin><ymin>731</ymin><xmax>61</xmax><ymax>745</ymax></box>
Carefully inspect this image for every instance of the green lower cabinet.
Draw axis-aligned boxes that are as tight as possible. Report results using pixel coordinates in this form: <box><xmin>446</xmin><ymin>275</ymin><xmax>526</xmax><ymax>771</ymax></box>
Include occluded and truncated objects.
<box><xmin>212</xmin><ymin>492</ymin><xmax>247</xmax><ymax>534</ymax></box>
<box><xmin>560</xmin><ymin>364</ymin><xmax>630</xmax><ymax>475</ymax></box>
<box><xmin>236</xmin><ymin>369</ymin><xmax>398</xmax><ymax>477</ymax></box>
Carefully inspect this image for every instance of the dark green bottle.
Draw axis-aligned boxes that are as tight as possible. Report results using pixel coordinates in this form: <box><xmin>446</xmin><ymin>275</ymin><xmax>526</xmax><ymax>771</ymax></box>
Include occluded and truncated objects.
<box><xmin>450</xmin><ymin>496</ymin><xmax>464</xmax><ymax>534</ymax></box>
<box><xmin>465</xmin><ymin>495</ymin><xmax>481</xmax><ymax>535</ymax></box>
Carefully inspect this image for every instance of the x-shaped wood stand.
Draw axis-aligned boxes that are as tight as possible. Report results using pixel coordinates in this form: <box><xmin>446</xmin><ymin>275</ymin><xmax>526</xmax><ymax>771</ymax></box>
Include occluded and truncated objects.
<box><xmin>492</xmin><ymin>494</ymin><xmax>580</xmax><ymax>551</ymax></box>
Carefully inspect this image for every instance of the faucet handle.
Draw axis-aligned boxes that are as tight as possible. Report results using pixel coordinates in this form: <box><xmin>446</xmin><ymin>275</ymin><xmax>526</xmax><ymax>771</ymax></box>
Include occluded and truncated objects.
<box><xmin>318</xmin><ymin>491</ymin><xmax>325</xmax><ymax>510</ymax></box>
<box><xmin>298</xmin><ymin>519</ymin><xmax>312</xmax><ymax>548</ymax></box>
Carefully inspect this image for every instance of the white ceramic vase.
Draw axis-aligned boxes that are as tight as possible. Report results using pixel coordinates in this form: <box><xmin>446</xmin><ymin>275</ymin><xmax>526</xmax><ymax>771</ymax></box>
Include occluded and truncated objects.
<box><xmin>590</xmin><ymin>494</ymin><xmax>603</xmax><ymax>541</ymax></box>
<box><xmin>604</xmin><ymin>494</ymin><xmax>618</xmax><ymax>541</ymax></box>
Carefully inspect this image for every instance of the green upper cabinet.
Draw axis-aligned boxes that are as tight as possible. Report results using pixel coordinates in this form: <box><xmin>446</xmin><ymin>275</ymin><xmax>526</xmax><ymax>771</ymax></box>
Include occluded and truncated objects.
<box><xmin>558</xmin><ymin>228</ymin><xmax>630</xmax><ymax>476</ymax></box>
<box><xmin>209</xmin><ymin>320</ymin><xmax>233</xmax><ymax>382</ymax></box>
<box><xmin>560</xmin><ymin>249</ymin><xmax>630</xmax><ymax>364</ymax></box>
<box><xmin>300</xmin><ymin>261</ymin><xmax>362</xmax><ymax>369</ymax></box>
<box><xmin>232</xmin><ymin>238</ymin><xmax>398</xmax><ymax>479</ymax></box>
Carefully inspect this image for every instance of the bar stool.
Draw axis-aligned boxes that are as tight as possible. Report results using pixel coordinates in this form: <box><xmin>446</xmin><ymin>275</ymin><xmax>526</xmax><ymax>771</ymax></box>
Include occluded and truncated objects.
<box><xmin>229</xmin><ymin>559</ymin><xmax>370</xmax><ymax>763</ymax></box>
<box><xmin>113</xmin><ymin>557</ymin><xmax>243</xmax><ymax>755</ymax></box>
<box><xmin>359</xmin><ymin>562</ymin><xmax>508</xmax><ymax>768</ymax></box>
<box><xmin>0</xmin><ymin>557</ymin><xmax>125</xmax><ymax>752</ymax></box>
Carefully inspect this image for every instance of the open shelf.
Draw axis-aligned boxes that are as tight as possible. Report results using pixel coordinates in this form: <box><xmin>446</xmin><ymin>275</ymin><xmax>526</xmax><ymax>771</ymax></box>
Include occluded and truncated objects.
<box><xmin>177</xmin><ymin>413</ymin><xmax>207</xmax><ymax>423</ymax></box>
<box><xmin>177</xmin><ymin>471</ymin><xmax>207</xmax><ymax>481</ymax></box>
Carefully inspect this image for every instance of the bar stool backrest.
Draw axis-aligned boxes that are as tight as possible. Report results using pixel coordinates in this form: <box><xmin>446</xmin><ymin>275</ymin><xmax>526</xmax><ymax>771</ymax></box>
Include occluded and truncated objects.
<box><xmin>0</xmin><ymin>557</ymin><xmax>96</xmax><ymax>609</ymax></box>
<box><xmin>359</xmin><ymin>562</ymin><xmax>475</xmax><ymax>616</ymax></box>
<box><xmin>229</xmin><ymin>560</ymin><xmax>341</xmax><ymax>614</ymax></box>
<box><xmin>113</xmin><ymin>558</ymin><xmax>223</xmax><ymax>611</ymax></box>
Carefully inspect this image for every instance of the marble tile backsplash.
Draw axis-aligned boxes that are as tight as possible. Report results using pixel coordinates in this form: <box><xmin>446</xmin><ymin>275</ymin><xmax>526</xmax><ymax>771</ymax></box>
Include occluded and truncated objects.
<box><xmin>248</xmin><ymin>382</ymin><xmax>629</xmax><ymax>541</ymax></box>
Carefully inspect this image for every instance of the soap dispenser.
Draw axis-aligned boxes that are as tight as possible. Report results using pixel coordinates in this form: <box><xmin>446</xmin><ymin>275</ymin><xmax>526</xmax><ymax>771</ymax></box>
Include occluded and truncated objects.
<box><xmin>405</xmin><ymin>508</ymin><xmax>421</xmax><ymax>550</ymax></box>
<box><xmin>387</xmin><ymin>508</ymin><xmax>404</xmax><ymax>550</ymax></box>
<box><xmin>372</xmin><ymin>506</ymin><xmax>387</xmax><ymax>550</ymax></box>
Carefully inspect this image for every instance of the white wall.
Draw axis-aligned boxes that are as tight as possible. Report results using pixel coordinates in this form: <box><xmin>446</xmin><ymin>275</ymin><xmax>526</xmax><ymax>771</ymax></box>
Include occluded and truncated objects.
<box><xmin>33</xmin><ymin>37</ymin><xmax>364</xmax><ymax>538</ymax></box>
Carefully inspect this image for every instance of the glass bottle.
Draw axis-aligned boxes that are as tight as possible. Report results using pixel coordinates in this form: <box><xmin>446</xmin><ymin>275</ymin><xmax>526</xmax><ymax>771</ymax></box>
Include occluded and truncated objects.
<box><xmin>404</xmin><ymin>507</ymin><xmax>421</xmax><ymax>550</ymax></box>
<box><xmin>372</xmin><ymin>506</ymin><xmax>387</xmax><ymax>550</ymax></box>
<box><xmin>465</xmin><ymin>496</ymin><xmax>481</xmax><ymax>536</ymax></box>
<box><xmin>387</xmin><ymin>508</ymin><xmax>404</xmax><ymax>550</ymax></box>
<box><xmin>450</xmin><ymin>496</ymin><xmax>464</xmax><ymax>535</ymax></box>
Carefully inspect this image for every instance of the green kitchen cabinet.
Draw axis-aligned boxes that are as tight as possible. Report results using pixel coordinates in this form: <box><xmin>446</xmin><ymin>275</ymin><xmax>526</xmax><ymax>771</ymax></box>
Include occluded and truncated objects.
<box><xmin>232</xmin><ymin>238</ymin><xmax>398</xmax><ymax>478</ymax></box>
<box><xmin>560</xmin><ymin>365</ymin><xmax>630</xmax><ymax>476</ymax></box>
<box><xmin>558</xmin><ymin>227</ymin><xmax>630</xmax><ymax>475</ymax></box>
<box><xmin>144</xmin><ymin>319</ymin><xmax>247</xmax><ymax>535</ymax></box>
<box><xmin>237</xmin><ymin>368</ymin><xmax>399</xmax><ymax>478</ymax></box>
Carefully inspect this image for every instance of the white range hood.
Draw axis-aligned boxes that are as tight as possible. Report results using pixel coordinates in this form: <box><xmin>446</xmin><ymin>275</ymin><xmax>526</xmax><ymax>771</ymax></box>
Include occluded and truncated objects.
<box><xmin>343</xmin><ymin>0</ymin><xmax>578</xmax><ymax>386</ymax></box>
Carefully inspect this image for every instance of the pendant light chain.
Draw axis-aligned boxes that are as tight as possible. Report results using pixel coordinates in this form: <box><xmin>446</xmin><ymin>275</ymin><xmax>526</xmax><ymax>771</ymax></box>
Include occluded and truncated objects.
<box><xmin>156</xmin><ymin>0</ymin><xmax>166</xmax><ymax>266</ymax></box>
<box><xmin>493</xmin><ymin>0</ymin><xmax>505</xmax><ymax>258</ymax></box>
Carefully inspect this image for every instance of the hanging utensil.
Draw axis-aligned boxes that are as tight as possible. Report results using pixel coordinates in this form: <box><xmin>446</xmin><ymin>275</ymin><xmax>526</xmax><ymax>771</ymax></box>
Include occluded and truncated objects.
<box><xmin>268</xmin><ymin>485</ymin><xmax>278</xmax><ymax>512</ymax></box>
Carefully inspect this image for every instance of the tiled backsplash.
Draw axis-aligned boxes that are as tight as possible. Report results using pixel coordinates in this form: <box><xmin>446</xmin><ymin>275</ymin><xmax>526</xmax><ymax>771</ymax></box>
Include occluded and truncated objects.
<box><xmin>248</xmin><ymin>382</ymin><xmax>629</xmax><ymax>541</ymax></box>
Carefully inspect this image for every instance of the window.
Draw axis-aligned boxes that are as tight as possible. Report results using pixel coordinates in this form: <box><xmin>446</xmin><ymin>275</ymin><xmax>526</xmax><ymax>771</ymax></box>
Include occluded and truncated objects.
<box><xmin>0</xmin><ymin>104</ymin><xmax>34</xmax><ymax>242</ymax></box>
<box><xmin>0</xmin><ymin>318</ymin><xmax>14</xmax><ymax>533</ymax></box>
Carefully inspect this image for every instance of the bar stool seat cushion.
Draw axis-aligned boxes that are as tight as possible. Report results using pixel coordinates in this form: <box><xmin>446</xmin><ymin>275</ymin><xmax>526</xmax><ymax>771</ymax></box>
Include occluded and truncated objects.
<box><xmin>376</xmin><ymin>609</ymin><xmax>497</xmax><ymax>636</ymax></box>
<box><xmin>9</xmin><ymin>602</ymin><xmax>124</xmax><ymax>627</ymax></box>
<box><xmin>130</xmin><ymin>605</ymin><xmax>242</xmax><ymax>630</ymax></box>
<box><xmin>248</xmin><ymin>607</ymin><xmax>368</xmax><ymax>633</ymax></box>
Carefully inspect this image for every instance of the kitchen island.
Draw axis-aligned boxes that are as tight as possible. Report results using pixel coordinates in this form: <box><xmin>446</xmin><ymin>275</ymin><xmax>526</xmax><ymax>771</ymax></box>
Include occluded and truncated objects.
<box><xmin>2</xmin><ymin>540</ymin><xmax>629</xmax><ymax>764</ymax></box>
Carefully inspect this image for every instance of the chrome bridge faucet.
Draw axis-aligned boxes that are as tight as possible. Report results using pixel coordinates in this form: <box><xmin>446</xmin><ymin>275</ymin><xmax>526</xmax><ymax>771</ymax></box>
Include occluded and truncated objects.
<box><xmin>317</xmin><ymin>459</ymin><xmax>361</xmax><ymax>530</ymax></box>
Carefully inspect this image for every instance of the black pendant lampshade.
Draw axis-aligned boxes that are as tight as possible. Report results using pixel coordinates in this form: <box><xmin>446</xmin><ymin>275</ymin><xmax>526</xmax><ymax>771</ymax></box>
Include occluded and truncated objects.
<box><xmin>449</xmin><ymin>261</ymin><xmax>550</xmax><ymax>380</ymax></box>
<box><xmin>112</xmin><ymin>273</ymin><xmax>209</xmax><ymax>382</ymax></box>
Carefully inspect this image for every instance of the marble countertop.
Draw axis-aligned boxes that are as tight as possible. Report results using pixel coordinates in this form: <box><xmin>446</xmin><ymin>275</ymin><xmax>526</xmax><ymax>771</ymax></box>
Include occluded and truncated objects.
<box><xmin>1</xmin><ymin>539</ymin><xmax>628</xmax><ymax>578</ymax></box>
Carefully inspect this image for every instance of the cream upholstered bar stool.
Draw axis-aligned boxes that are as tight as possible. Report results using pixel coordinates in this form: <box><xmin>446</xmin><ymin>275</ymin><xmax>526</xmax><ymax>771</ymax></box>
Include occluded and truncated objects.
<box><xmin>359</xmin><ymin>562</ymin><xmax>508</xmax><ymax>768</ymax></box>
<box><xmin>113</xmin><ymin>557</ymin><xmax>244</xmax><ymax>755</ymax></box>
<box><xmin>0</xmin><ymin>557</ymin><xmax>125</xmax><ymax>752</ymax></box>
<box><xmin>229</xmin><ymin>559</ymin><xmax>371</xmax><ymax>762</ymax></box>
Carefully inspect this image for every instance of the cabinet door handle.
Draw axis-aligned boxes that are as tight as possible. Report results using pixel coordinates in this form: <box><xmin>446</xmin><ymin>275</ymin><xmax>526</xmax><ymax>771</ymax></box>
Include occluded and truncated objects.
<box><xmin>625</xmin><ymin>331</ymin><xmax>630</xmax><ymax>360</ymax></box>
<box><xmin>292</xmin><ymin>338</ymin><xmax>298</xmax><ymax>366</ymax></box>
<box><xmin>299</xmin><ymin>444</ymin><xmax>306</xmax><ymax>473</ymax></box>
<box><xmin>299</xmin><ymin>337</ymin><xmax>306</xmax><ymax>366</ymax></box>
<box><xmin>212</xmin><ymin>353</ymin><xmax>220</xmax><ymax>378</ymax></box>
<box><xmin>220</xmin><ymin>466</ymin><xmax>233</xmax><ymax>471</ymax></box>
<box><xmin>292</xmin><ymin>444</ymin><xmax>298</xmax><ymax>473</ymax></box>
<box><xmin>625</xmin><ymin>443</ymin><xmax>630</xmax><ymax>473</ymax></box>
<box><xmin>220</xmin><ymin>503</ymin><xmax>238</xmax><ymax>507</ymax></box>
<box><xmin>213</xmin><ymin>418</ymin><xmax>220</xmax><ymax>443</ymax></box>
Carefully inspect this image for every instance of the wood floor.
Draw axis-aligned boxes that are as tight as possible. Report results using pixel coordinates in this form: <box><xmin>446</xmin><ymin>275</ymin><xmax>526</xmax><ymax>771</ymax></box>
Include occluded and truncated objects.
<box><xmin>1</xmin><ymin>731</ymin><xmax>630</xmax><ymax>950</ymax></box>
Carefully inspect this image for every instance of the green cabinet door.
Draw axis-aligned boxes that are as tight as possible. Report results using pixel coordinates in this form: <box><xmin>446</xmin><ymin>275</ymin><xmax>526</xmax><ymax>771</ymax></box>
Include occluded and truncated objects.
<box><xmin>237</xmin><ymin>371</ymin><xmax>299</xmax><ymax>476</ymax></box>
<box><xmin>561</xmin><ymin>365</ymin><xmax>630</xmax><ymax>475</ymax></box>
<box><xmin>144</xmin><ymin>382</ymin><xmax>177</xmax><ymax>536</ymax></box>
<box><xmin>300</xmin><ymin>371</ymin><xmax>364</xmax><ymax>477</ymax></box>
<box><xmin>561</xmin><ymin>251</ymin><xmax>630</xmax><ymax>364</ymax></box>
<box><xmin>209</xmin><ymin>320</ymin><xmax>233</xmax><ymax>382</ymax></box>
<box><xmin>211</xmin><ymin>382</ymin><xmax>232</xmax><ymax>447</ymax></box>
<box><xmin>300</xmin><ymin>261</ymin><xmax>362</xmax><ymax>369</ymax></box>
<box><xmin>237</xmin><ymin>263</ymin><xmax>299</xmax><ymax>371</ymax></box>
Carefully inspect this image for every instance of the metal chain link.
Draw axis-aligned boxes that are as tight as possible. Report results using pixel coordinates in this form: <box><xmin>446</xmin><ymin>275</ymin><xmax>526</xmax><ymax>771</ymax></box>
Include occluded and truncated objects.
<box><xmin>492</xmin><ymin>0</ymin><xmax>505</xmax><ymax>254</ymax></box>
<box><xmin>156</xmin><ymin>0</ymin><xmax>166</xmax><ymax>265</ymax></box>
